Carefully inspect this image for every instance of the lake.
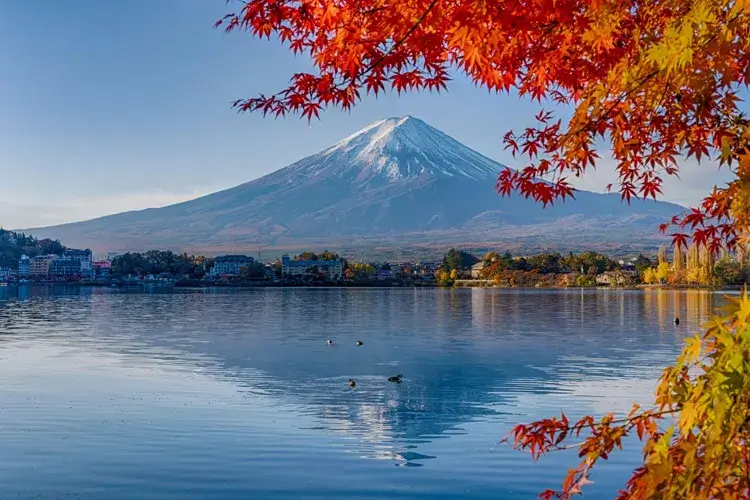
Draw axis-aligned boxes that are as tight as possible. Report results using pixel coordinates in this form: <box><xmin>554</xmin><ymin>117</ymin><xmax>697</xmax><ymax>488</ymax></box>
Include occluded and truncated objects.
<box><xmin>0</xmin><ymin>286</ymin><xmax>728</xmax><ymax>499</ymax></box>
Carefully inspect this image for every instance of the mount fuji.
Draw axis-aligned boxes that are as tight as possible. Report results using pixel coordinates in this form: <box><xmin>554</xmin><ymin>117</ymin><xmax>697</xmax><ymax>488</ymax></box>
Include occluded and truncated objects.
<box><xmin>24</xmin><ymin>116</ymin><xmax>683</xmax><ymax>253</ymax></box>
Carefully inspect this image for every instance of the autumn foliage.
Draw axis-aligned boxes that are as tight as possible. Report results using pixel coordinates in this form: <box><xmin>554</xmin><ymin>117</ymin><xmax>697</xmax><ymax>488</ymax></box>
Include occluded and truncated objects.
<box><xmin>505</xmin><ymin>290</ymin><xmax>750</xmax><ymax>499</ymax></box>
<box><xmin>217</xmin><ymin>0</ymin><xmax>750</xmax><ymax>251</ymax></box>
<box><xmin>216</xmin><ymin>2</ymin><xmax>750</xmax><ymax>496</ymax></box>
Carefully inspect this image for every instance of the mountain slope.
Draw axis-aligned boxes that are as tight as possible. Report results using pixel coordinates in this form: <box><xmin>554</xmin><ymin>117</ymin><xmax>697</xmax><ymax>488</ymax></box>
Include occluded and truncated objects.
<box><xmin>23</xmin><ymin>116</ymin><xmax>684</xmax><ymax>252</ymax></box>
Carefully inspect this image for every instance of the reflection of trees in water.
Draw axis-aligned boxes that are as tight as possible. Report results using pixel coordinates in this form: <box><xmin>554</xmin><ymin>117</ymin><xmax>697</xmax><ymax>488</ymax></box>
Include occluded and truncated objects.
<box><xmin>641</xmin><ymin>289</ymin><xmax>716</xmax><ymax>338</ymax></box>
<box><xmin>0</xmin><ymin>286</ymin><xmax>728</xmax><ymax>466</ymax></box>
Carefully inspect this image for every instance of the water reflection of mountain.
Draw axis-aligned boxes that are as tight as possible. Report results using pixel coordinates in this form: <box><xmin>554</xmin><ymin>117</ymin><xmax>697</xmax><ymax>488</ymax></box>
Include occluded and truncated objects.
<box><xmin>0</xmin><ymin>286</ymin><xmax>724</xmax><ymax>466</ymax></box>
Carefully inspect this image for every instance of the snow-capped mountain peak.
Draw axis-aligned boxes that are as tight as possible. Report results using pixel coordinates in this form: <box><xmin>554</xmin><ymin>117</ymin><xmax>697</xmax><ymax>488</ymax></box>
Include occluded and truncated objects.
<box><xmin>24</xmin><ymin>115</ymin><xmax>684</xmax><ymax>251</ymax></box>
<box><xmin>304</xmin><ymin>115</ymin><xmax>503</xmax><ymax>182</ymax></box>
<box><xmin>327</xmin><ymin>116</ymin><xmax>434</xmax><ymax>154</ymax></box>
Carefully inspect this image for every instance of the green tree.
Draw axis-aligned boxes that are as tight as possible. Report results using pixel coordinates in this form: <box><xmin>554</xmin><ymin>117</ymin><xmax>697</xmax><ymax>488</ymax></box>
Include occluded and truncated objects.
<box><xmin>527</xmin><ymin>252</ymin><xmax>563</xmax><ymax>274</ymax></box>
<box><xmin>442</xmin><ymin>248</ymin><xmax>479</xmax><ymax>271</ymax></box>
<box><xmin>239</xmin><ymin>262</ymin><xmax>266</xmax><ymax>279</ymax></box>
<box><xmin>633</xmin><ymin>254</ymin><xmax>653</xmax><ymax>275</ymax></box>
<box><xmin>296</xmin><ymin>252</ymin><xmax>318</xmax><ymax>261</ymax></box>
<box><xmin>317</xmin><ymin>250</ymin><xmax>339</xmax><ymax>261</ymax></box>
<box><xmin>714</xmin><ymin>256</ymin><xmax>743</xmax><ymax>286</ymax></box>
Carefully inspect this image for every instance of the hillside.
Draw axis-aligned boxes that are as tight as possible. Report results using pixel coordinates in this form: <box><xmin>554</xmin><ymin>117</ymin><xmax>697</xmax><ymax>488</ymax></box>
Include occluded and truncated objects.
<box><xmin>23</xmin><ymin>116</ymin><xmax>683</xmax><ymax>253</ymax></box>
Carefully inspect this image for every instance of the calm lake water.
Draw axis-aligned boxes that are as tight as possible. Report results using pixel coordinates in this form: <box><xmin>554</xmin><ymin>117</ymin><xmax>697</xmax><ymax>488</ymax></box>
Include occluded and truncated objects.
<box><xmin>0</xmin><ymin>286</ymin><xmax>729</xmax><ymax>499</ymax></box>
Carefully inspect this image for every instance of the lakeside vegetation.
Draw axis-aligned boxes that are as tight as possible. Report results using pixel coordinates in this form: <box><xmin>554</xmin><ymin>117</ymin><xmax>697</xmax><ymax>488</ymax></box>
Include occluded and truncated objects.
<box><xmin>0</xmin><ymin>229</ymin><xmax>66</xmax><ymax>269</ymax></box>
<box><xmin>3</xmin><ymin>230</ymin><xmax>747</xmax><ymax>289</ymax></box>
<box><xmin>436</xmin><ymin>247</ymin><xmax>748</xmax><ymax>289</ymax></box>
<box><xmin>640</xmin><ymin>244</ymin><xmax>747</xmax><ymax>287</ymax></box>
<box><xmin>220</xmin><ymin>0</ymin><xmax>750</xmax><ymax>490</ymax></box>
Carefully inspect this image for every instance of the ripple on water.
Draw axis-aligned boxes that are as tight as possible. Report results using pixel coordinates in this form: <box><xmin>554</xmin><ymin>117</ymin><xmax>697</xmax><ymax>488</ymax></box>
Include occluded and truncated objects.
<box><xmin>0</xmin><ymin>286</ymin><xmax>722</xmax><ymax>499</ymax></box>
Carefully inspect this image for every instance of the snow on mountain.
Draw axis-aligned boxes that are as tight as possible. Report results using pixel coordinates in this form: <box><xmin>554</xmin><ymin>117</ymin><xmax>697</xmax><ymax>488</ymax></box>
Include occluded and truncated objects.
<box><xmin>304</xmin><ymin>115</ymin><xmax>501</xmax><ymax>182</ymax></box>
<box><xmin>22</xmin><ymin>116</ymin><xmax>685</xmax><ymax>252</ymax></box>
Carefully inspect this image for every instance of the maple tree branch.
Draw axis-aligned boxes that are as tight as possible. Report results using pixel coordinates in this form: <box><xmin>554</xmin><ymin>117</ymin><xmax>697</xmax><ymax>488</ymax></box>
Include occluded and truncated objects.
<box><xmin>228</xmin><ymin>0</ymin><xmax>441</xmax><ymax>112</ymax></box>
<box><xmin>357</xmin><ymin>0</ymin><xmax>441</xmax><ymax>79</ymax></box>
<box><xmin>561</xmin><ymin>7</ymin><xmax>745</xmax><ymax>159</ymax></box>
<box><xmin>330</xmin><ymin>7</ymin><xmax>389</xmax><ymax>34</ymax></box>
<box><xmin>571</xmin><ymin>69</ymin><xmax>660</xmax><ymax>138</ymax></box>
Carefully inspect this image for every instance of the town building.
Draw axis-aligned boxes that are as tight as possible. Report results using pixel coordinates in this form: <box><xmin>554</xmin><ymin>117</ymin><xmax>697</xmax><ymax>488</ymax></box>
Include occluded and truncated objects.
<box><xmin>50</xmin><ymin>259</ymin><xmax>82</xmax><ymax>278</ymax></box>
<box><xmin>0</xmin><ymin>268</ymin><xmax>17</xmax><ymax>280</ymax></box>
<box><xmin>281</xmin><ymin>254</ymin><xmax>343</xmax><ymax>280</ymax></box>
<box><xmin>92</xmin><ymin>260</ymin><xmax>111</xmax><ymax>279</ymax></box>
<box><xmin>29</xmin><ymin>255</ymin><xmax>58</xmax><ymax>277</ymax></box>
<box><xmin>210</xmin><ymin>255</ymin><xmax>255</xmax><ymax>277</ymax></box>
<box><xmin>62</xmin><ymin>249</ymin><xmax>93</xmax><ymax>278</ymax></box>
<box><xmin>18</xmin><ymin>255</ymin><xmax>30</xmax><ymax>277</ymax></box>
<box><xmin>375</xmin><ymin>269</ymin><xmax>393</xmax><ymax>280</ymax></box>
<box><xmin>470</xmin><ymin>261</ymin><xmax>486</xmax><ymax>279</ymax></box>
<box><xmin>596</xmin><ymin>270</ymin><xmax>637</xmax><ymax>286</ymax></box>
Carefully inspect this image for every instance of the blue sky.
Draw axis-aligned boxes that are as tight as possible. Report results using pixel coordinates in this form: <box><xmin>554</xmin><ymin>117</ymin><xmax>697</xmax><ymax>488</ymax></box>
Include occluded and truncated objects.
<box><xmin>0</xmin><ymin>0</ymin><xmax>735</xmax><ymax>229</ymax></box>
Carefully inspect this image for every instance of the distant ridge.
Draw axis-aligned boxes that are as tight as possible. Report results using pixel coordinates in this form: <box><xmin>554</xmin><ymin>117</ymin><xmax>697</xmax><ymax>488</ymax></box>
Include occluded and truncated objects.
<box><xmin>22</xmin><ymin>116</ymin><xmax>683</xmax><ymax>253</ymax></box>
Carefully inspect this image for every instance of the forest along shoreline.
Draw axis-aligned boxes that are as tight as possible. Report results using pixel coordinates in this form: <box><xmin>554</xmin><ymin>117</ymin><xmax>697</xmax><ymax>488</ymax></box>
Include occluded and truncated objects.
<box><xmin>1</xmin><ymin>230</ymin><xmax>747</xmax><ymax>291</ymax></box>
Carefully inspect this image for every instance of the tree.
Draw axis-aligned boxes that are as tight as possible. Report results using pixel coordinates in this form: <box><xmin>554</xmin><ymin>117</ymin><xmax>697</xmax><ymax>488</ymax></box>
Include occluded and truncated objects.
<box><xmin>574</xmin><ymin>274</ymin><xmax>595</xmax><ymax>287</ymax></box>
<box><xmin>0</xmin><ymin>231</ymin><xmax>69</xmax><ymax>269</ymax></box>
<box><xmin>699</xmin><ymin>245</ymin><xmax>716</xmax><ymax>286</ymax></box>
<box><xmin>655</xmin><ymin>261</ymin><xmax>671</xmax><ymax>284</ymax></box>
<box><xmin>566</xmin><ymin>251</ymin><xmax>615</xmax><ymax>275</ymax></box>
<box><xmin>527</xmin><ymin>252</ymin><xmax>563</xmax><ymax>274</ymax></box>
<box><xmin>714</xmin><ymin>256</ymin><xmax>743</xmax><ymax>286</ymax></box>
<box><xmin>673</xmin><ymin>245</ymin><xmax>684</xmax><ymax>274</ymax></box>
<box><xmin>632</xmin><ymin>254</ymin><xmax>653</xmax><ymax>275</ymax></box>
<box><xmin>317</xmin><ymin>250</ymin><xmax>340</xmax><ymax>261</ymax></box>
<box><xmin>435</xmin><ymin>268</ymin><xmax>454</xmax><ymax>286</ymax></box>
<box><xmin>239</xmin><ymin>262</ymin><xmax>266</xmax><ymax>279</ymax></box>
<box><xmin>217</xmin><ymin>0</ymin><xmax>750</xmax><ymax>251</ymax></box>
<box><xmin>641</xmin><ymin>267</ymin><xmax>657</xmax><ymax>285</ymax></box>
<box><xmin>687</xmin><ymin>243</ymin><xmax>701</xmax><ymax>274</ymax></box>
<box><xmin>37</xmin><ymin>238</ymin><xmax>66</xmax><ymax>256</ymax></box>
<box><xmin>442</xmin><ymin>248</ymin><xmax>479</xmax><ymax>271</ymax></box>
<box><xmin>216</xmin><ymin>2</ymin><xmax>750</xmax><ymax>494</ymax></box>
<box><xmin>657</xmin><ymin>246</ymin><xmax>668</xmax><ymax>266</ymax></box>
<box><xmin>348</xmin><ymin>262</ymin><xmax>375</xmax><ymax>278</ymax></box>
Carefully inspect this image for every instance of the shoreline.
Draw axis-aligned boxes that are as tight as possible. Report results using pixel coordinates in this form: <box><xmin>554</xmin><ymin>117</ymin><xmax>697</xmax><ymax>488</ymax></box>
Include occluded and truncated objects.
<box><xmin>2</xmin><ymin>281</ymin><xmax>743</xmax><ymax>291</ymax></box>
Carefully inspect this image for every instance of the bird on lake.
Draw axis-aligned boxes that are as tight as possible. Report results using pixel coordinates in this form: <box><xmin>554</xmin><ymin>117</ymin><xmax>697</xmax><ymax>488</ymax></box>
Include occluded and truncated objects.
<box><xmin>348</xmin><ymin>379</ymin><xmax>357</xmax><ymax>388</ymax></box>
<box><xmin>388</xmin><ymin>374</ymin><xmax>403</xmax><ymax>384</ymax></box>
<box><xmin>327</xmin><ymin>339</ymin><xmax>333</xmax><ymax>345</ymax></box>
<box><xmin>674</xmin><ymin>317</ymin><xmax>680</xmax><ymax>325</ymax></box>
<box><xmin>356</xmin><ymin>340</ymin><xmax>363</xmax><ymax>346</ymax></box>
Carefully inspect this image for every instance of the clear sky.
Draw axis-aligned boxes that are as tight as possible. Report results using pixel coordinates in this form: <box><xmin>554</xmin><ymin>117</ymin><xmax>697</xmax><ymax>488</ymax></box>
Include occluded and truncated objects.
<box><xmin>0</xmin><ymin>0</ymin><xmax>737</xmax><ymax>229</ymax></box>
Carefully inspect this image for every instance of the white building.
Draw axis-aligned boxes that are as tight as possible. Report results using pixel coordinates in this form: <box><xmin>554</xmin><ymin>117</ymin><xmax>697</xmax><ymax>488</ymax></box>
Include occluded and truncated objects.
<box><xmin>18</xmin><ymin>254</ymin><xmax>30</xmax><ymax>277</ymax></box>
<box><xmin>470</xmin><ymin>261</ymin><xmax>486</xmax><ymax>279</ymax></box>
<box><xmin>210</xmin><ymin>255</ymin><xmax>255</xmax><ymax>277</ymax></box>
<box><xmin>281</xmin><ymin>254</ymin><xmax>343</xmax><ymax>280</ymax></box>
